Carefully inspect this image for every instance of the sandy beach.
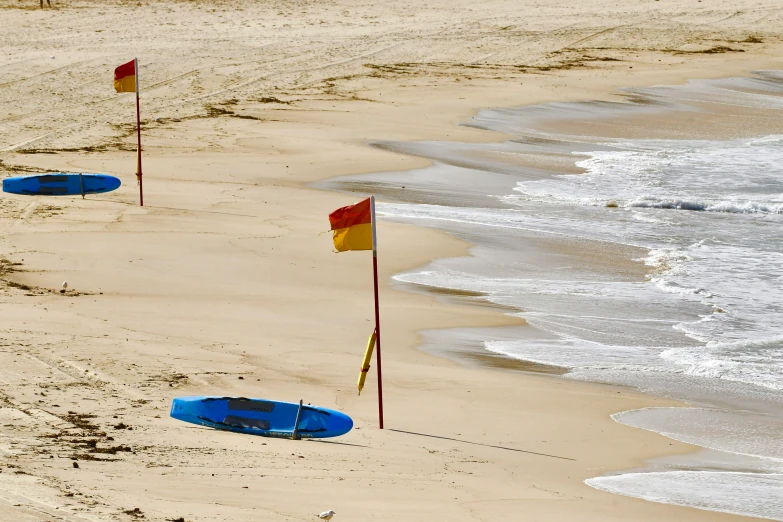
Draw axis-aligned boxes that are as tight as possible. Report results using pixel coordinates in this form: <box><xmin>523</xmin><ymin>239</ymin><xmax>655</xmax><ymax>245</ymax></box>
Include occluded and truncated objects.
<box><xmin>2</xmin><ymin>1</ymin><xmax>782</xmax><ymax>520</ymax></box>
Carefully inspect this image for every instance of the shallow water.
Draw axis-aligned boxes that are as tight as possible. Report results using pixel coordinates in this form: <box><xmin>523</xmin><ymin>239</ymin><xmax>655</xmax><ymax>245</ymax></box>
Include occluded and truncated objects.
<box><xmin>586</xmin><ymin>471</ymin><xmax>783</xmax><ymax>521</ymax></box>
<box><xmin>319</xmin><ymin>71</ymin><xmax>783</xmax><ymax>519</ymax></box>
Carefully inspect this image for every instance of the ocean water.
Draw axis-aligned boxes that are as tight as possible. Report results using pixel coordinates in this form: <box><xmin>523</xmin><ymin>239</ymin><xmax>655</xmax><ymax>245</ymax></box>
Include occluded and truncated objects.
<box><xmin>585</xmin><ymin>471</ymin><xmax>783</xmax><ymax>520</ymax></box>
<box><xmin>320</xmin><ymin>71</ymin><xmax>783</xmax><ymax>519</ymax></box>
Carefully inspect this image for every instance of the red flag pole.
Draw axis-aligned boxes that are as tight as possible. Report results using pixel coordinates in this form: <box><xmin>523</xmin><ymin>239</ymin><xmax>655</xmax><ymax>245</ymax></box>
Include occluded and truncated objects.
<box><xmin>134</xmin><ymin>57</ymin><xmax>143</xmax><ymax>207</ymax></box>
<box><xmin>370</xmin><ymin>195</ymin><xmax>384</xmax><ymax>429</ymax></box>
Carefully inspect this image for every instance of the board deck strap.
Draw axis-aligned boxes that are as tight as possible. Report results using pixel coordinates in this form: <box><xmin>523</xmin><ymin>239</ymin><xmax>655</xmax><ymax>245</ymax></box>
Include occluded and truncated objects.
<box><xmin>292</xmin><ymin>400</ymin><xmax>304</xmax><ymax>440</ymax></box>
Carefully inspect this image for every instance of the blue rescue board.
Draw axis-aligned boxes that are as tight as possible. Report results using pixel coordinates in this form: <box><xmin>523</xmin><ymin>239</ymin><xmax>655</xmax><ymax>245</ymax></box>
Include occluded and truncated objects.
<box><xmin>170</xmin><ymin>396</ymin><xmax>353</xmax><ymax>439</ymax></box>
<box><xmin>2</xmin><ymin>173</ymin><xmax>121</xmax><ymax>196</ymax></box>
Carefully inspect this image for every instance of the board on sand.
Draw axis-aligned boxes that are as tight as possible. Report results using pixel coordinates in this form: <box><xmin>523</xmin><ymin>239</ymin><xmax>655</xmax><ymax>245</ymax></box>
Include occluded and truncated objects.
<box><xmin>170</xmin><ymin>396</ymin><xmax>353</xmax><ymax>439</ymax></box>
<box><xmin>2</xmin><ymin>173</ymin><xmax>121</xmax><ymax>196</ymax></box>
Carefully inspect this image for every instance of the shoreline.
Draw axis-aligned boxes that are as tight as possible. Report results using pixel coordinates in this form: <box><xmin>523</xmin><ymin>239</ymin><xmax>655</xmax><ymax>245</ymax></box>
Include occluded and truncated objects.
<box><xmin>320</xmin><ymin>70</ymin><xmax>783</xmax><ymax>519</ymax></box>
<box><xmin>2</xmin><ymin>2</ymin><xmax>782</xmax><ymax>520</ymax></box>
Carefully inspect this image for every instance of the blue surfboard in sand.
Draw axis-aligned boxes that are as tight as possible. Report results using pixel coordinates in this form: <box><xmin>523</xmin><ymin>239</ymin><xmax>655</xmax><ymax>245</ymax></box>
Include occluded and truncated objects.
<box><xmin>2</xmin><ymin>173</ymin><xmax>121</xmax><ymax>196</ymax></box>
<box><xmin>170</xmin><ymin>396</ymin><xmax>353</xmax><ymax>439</ymax></box>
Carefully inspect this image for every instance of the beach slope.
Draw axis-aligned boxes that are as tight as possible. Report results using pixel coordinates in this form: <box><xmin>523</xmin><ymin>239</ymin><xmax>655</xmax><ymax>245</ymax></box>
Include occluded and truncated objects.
<box><xmin>1</xmin><ymin>1</ymin><xmax>781</xmax><ymax>520</ymax></box>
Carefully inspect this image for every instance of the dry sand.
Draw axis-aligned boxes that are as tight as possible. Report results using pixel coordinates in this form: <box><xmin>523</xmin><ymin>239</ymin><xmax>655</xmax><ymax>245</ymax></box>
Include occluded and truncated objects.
<box><xmin>1</xmin><ymin>1</ymin><xmax>782</xmax><ymax>520</ymax></box>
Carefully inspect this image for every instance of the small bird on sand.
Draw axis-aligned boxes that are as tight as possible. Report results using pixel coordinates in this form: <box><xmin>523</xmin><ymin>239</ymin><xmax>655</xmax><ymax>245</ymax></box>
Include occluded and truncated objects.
<box><xmin>60</xmin><ymin>281</ymin><xmax>68</xmax><ymax>294</ymax></box>
<box><xmin>318</xmin><ymin>510</ymin><xmax>336</xmax><ymax>521</ymax></box>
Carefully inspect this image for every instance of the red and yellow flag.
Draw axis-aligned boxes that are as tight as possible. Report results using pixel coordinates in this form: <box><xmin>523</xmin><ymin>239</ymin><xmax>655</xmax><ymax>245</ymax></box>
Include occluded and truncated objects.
<box><xmin>329</xmin><ymin>197</ymin><xmax>373</xmax><ymax>252</ymax></box>
<box><xmin>114</xmin><ymin>59</ymin><xmax>137</xmax><ymax>93</ymax></box>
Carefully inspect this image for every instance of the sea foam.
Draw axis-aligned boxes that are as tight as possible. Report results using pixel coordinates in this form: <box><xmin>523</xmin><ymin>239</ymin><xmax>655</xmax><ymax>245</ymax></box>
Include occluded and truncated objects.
<box><xmin>586</xmin><ymin>472</ymin><xmax>783</xmax><ymax>521</ymax></box>
<box><xmin>349</xmin><ymin>72</ymin><xmax>783</xmax><ymax>519</ymax></box>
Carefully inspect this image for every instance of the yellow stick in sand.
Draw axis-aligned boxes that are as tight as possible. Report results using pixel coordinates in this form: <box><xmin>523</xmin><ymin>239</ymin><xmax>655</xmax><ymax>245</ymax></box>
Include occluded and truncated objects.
<box><xmin>357</xmin><ymin>329</ymin><xmax>377</xmax><ymax>395</ymax></box>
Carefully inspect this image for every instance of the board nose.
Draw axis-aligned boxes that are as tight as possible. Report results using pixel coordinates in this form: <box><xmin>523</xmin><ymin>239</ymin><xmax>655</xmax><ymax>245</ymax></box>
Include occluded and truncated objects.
<box><xmin>170</xmin><ymin>397</ymin><xmax>195</xmax><ymax>418</ymax></box>
<box><xmin>328</xmin><ymin>410</ymin><xmax>354</xmax><ymax>436</ymax></box>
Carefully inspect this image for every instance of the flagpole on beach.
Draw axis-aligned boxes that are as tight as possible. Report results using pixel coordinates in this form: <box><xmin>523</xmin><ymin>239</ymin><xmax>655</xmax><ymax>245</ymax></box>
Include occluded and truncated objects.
<box><xmin>328</xmin><ymin>196</ymin><xmax>385</xmax><ymax>429</ymax></box>
<box><xmin>370</xmin><ymin>195</ymin><xmax>384</xmax><ymax>429</ymax></box>
<box><xmin>134</xmin><ymin>58</ymin><xmax>143</xmax><ymax>207</ymax></box>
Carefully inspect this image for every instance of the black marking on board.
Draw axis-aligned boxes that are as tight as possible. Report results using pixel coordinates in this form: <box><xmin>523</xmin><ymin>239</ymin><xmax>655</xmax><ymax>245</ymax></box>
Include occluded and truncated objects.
<box><xmin>228</xmin><ymin>398</ymin><xmax>275</xmax><ymax>412</ymax></box>
<box><xmin>37</xmin><ymin>175</ymin><xmax>69</xmax><ymax>183</ymax></box>
<box><xmin>223</xmin><ymin>415</ymin><xmax>270</xmax><ymax>430</ymax></box>
<box><xmin>31</xmin><ymin>187</ymin><xmax>68</xmax><ymax>195</ymax></box>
